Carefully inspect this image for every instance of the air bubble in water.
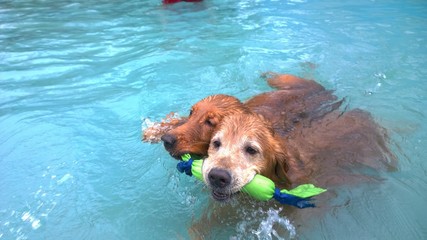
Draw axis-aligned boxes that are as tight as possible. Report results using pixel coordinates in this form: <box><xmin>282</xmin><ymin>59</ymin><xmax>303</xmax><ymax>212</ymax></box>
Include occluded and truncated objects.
<box><xmin>374</xmin><ymin>72</ymin><xmax>386</xmax><ymax>79</ymax></box>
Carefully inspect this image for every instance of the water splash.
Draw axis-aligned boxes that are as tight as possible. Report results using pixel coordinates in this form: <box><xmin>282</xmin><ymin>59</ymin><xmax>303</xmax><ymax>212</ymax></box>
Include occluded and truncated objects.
<box><xmin>232</xmin><ymin>206</ymin><xmax>297</xmax><ymax>240</ymax></box>
<box><xmin>252</xmin><ymin>208</ymin><xmax>296</xmax><ymax>240</ymax></box>
<box><xmin>365</xmin><ymin>72</ymin><xmax>386</xmax><ymax>95</ymax></box>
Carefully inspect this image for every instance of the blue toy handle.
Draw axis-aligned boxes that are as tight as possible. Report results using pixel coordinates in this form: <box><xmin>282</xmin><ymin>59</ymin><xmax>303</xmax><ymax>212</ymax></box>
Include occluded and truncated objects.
<box><xmin>273</xmin><ymin>188</ymin><xmax>315</xmax><ymax>208</ymax></box>
<box><xmin>176</xmin><ymin>158</ymin><xmax>194</xmax><ymax>176</ymax></box>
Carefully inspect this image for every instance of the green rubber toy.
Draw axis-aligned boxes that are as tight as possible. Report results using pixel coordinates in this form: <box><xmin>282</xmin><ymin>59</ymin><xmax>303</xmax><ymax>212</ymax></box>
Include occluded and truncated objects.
<box><xmin>179</xmin><ymin>154</ymin><xmax>326</xmax><ymax>208</ymax></box>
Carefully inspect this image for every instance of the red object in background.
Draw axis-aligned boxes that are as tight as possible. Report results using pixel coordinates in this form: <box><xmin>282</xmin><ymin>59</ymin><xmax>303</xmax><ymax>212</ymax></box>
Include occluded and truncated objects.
<box><xmin>163</xmin><ymin>0</ymin><xmax>202</xmax><ymax>4</ymax></box>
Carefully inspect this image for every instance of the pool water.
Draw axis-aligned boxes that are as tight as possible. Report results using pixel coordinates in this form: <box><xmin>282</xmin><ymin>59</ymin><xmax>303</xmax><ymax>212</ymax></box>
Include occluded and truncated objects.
<box><xmin>1</xmin><ymin>0</ymin><xmax>426</xmax><ymax>239</ymax></box>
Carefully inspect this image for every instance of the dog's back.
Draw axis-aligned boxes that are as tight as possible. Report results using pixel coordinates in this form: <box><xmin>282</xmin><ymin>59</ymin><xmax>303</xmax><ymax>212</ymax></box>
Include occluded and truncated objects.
<box><xmin>250</xmin><ymin>73</ymin><xmax>397</xmax><ymax>187</ymax></box>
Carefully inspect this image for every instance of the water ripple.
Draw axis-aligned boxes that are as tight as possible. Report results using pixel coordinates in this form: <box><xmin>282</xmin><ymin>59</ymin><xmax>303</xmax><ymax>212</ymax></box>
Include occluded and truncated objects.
<box><xmin>1</xmin><ymin>0</ymin><xmax>427</xmax><ymax>239</ymax></box>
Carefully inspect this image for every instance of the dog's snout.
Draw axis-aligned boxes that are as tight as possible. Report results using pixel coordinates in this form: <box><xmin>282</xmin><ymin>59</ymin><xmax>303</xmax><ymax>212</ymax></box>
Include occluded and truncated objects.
<box><xmin>161</xmin><ymin>133</ymin><xmax>177</xmax><ymax>150</ymax></box>
<box><xmin>208</xmin><ymin>168</ymin><xmax>231</xmax><ymax>188</ymax></box>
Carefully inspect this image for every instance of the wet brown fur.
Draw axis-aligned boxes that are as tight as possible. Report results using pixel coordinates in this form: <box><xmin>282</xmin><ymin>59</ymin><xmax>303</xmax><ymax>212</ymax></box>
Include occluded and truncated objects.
<box><xmin>143</xmin><ymin>72</ymin><xmax>396</xmax><ymax>189</ymax></box>
<box><xmin>143</xmin><ymin>72</ymin><xmax>397</xmax><ymax>239</ymax></box>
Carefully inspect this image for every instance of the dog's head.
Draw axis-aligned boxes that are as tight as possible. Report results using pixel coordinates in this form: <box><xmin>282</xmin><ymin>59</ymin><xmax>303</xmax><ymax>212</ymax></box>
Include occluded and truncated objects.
<box><xmin>202</xmin><ymin>112</ymin><xmax>291</xmax><ymax>202</ymax></box>
<box><xmin>161</xmin><ymin>94</ymin><xmax>248</xmax><ymax>159</ymax></box>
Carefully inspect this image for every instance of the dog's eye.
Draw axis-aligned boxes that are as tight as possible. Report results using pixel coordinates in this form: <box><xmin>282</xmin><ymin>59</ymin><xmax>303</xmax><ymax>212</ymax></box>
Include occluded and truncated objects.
<box><xmin>205</xmin><ymin>119</ymin><xmax>215</xmax><ymax>127</ymax></box>
<box><xmin>245</xmin><ymin>146</ymin><xmax>258</xmax><ymax>155</ymax></box>
<box><xmin>212</xmin><ymin>140</ymin><xmax>221</xmax><ymax>149</ymax></box>
<box><xmin>189</xmin><ymin>110</ymin><xmax>193</xmax><ymax>116</ymax></box>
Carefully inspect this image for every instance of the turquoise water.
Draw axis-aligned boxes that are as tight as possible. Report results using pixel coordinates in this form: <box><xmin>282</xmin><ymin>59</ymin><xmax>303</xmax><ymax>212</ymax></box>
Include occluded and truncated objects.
<box><xmin>1</xmin><ymin>0</ymin><xmax>426</xmax><ymax>239</ymax></box>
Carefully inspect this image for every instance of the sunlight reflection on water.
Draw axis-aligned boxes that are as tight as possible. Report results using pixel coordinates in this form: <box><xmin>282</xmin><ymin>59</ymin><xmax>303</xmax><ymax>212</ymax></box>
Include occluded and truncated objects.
<box><xmin>1</xmin><ymin>0</ymin><xmax>426</xmax><ymax>239</ymax></box>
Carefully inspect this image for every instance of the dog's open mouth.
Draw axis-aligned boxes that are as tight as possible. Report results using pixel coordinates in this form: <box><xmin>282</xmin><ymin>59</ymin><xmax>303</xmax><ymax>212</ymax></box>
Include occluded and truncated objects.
<box><xmin>171</xmin><ymin>152</ymin><xmax>203</xmax><ymax>161</ymax></box>
<box><xmin>211</xmin><ymin>190</ymin><xmax>234</xmax><ymax>202</ymax></box>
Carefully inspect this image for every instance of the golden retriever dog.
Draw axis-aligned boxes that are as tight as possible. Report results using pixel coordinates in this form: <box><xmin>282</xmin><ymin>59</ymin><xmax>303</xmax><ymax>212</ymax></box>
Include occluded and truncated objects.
<box><xmin>144</xmin><ymin>71</ymin><xmax>396</xmax><ymax>181</ymax></box>
<box><xmin>144</xmin><ymin>72</ymin><xmax>340</xmax><ymax>158</ymax></box>
<box><xmin>143</xmin><ymin>72</ymin><xmax>396</xmax><ymax>190</ymax></box>
<box><xmin>143</xmin><ymin>72</ymin><xmax>397</xmax><ymax>238</ymax></box>
<box><xmin>190</xmin><ymin>107</ymin><xmax>396</xmax><ymax>238</ymax></box>
<box><xmin>158</xmin><ymin>94</ymin><xmax>250</xmax><ymax>159</ymax></box>
<box><xmin>142</xmin><ymin>94</ymin><xmax>246</xmax><ymax>155</ymax></box>
<box><xmin>202</xmin><ymin>110</ymin><xmax>396</xmax><ymax>203</ymax></box>
<box><xmin>202</xmin><ymin>112</ymin><xmax>292</xmax><ymax>200</ymax></box>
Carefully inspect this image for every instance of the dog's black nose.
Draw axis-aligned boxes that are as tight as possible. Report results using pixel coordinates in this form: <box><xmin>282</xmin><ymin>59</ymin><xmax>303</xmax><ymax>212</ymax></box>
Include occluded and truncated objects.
<box><xmin>161</xmin><ymin>133</ymin><xmax>177</xmax><ymax>150</ymax></box>
<box><xmin>208</xmin><ymin>168</ymin><xmax>231</xmax><ymax>188</ymax></box>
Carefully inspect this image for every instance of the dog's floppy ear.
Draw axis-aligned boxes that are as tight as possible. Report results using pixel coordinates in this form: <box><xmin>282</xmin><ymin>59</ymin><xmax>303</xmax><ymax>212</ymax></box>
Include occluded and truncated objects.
<box><xmin>255</xmin><ymin>113</ymin><xmax>292</xmax><ymax>188</ymax></box>
<box><xmin>260</xmin><ymin>129</ymin><xmax>292</xmax><ymax>188</ymax></box>
<box><xmin>272</xmin><ymin>141</ymin><xmax>292</xmax><ymax>189</ymax></box>
<box><xmin>205</xmin><ymin>111</ymin><xmax>221</xmax><ymax>128</ymax></box>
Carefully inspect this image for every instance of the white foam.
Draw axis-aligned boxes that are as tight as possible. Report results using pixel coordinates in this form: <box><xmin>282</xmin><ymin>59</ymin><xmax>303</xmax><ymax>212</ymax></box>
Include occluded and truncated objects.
<box><xmin>253</xmin><ymin>208</ymin><xmax>296</xmax><ymax>239</ymax></box>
